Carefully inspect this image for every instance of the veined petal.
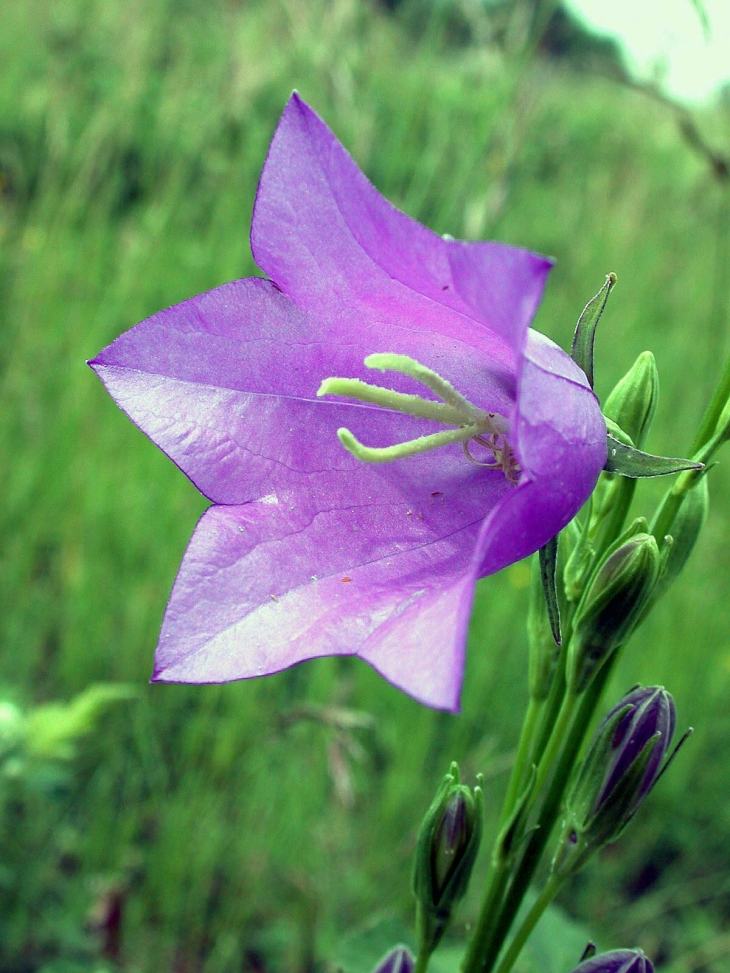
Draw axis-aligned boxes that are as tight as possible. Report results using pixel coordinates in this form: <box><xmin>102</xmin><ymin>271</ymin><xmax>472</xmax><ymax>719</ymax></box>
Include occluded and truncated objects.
<box><xmin>90</xmin><ymin>277</ymin><xmax>518</xmax><ymax>504</ymax></box>
<box><xmin>252</xmin><ymin>93</ymin><xmax>552</xmax><ymax>367</ymax></box>
<box><xmin>89</xmin><ymin>93</ymin><xmax>607</xmax><ymax>711</ymax></box>
<box><xmin>515</xmin><ymin>330</ymin><xmax>607</xmax><ymax>489</ymax></box>
<box><xmin>155</xmin><ymin>502</ymin><xmax>482</xmax><ymax>711</ymax></box>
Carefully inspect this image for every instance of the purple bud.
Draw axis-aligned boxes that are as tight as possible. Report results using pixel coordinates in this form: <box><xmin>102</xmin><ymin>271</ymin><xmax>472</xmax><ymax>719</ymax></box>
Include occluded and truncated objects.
<box><xmin>432</xmin><ymin>789</ymin><xmax>472</xmax><ymax>893</ymax></box>
<box><xmin>597</xmin><ymin>686</ymin><xmax>676</xmax><ymax>816</ymax></box>
<box><xmin>413</xmin><ymin>764</ymin><xmax>483</xmax><ymax>952</ymax></box>
<box><xmin>570</xmin><ymin>948</ymin><xmax>654</xmax><ymax>973</ymax></box>
<box><xmin>554</xmin><ymin>687</ymin><xmax>677</xmax><ymax>877</ymax></box>
<box><xmin>371</xmin><ymin>946</ymin><xmax>415</xmax><ymax>973</ymax></box>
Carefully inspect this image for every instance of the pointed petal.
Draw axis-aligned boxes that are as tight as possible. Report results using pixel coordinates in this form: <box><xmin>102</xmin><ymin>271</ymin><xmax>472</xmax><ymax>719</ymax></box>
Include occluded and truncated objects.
<box><xmin>155</xmin><ymin>502</ymin><xmax>482</xmax><ymax>711</ymax></box>
<box><xmin>90</xmin><ymin>277</ymin><xmax>516</xmax><ymax>506</ymax></box>
<box><xmin>252</xmin><ymin>93</ymin><xmax>551</xmax><ymax>359</ymax></box>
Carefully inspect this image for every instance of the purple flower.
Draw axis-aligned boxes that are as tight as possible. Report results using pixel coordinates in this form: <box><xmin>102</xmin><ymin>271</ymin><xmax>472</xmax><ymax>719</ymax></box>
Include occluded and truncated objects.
<box><xmin>569</xmin><ymin>949</ymin><xmax>654</xmax><ymax>973</ymax></box>
<box><xmin>89</xmin><ymin>94</ymin><xmax>606</xmax><ymax>711</ymax></box>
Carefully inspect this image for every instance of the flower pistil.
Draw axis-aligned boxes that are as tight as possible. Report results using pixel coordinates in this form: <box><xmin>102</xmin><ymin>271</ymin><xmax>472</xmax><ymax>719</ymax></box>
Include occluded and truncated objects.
<box><xmin>317</xmin><ymin>353</ymin><xmax>520</xmax><ymax>482</ymax></box>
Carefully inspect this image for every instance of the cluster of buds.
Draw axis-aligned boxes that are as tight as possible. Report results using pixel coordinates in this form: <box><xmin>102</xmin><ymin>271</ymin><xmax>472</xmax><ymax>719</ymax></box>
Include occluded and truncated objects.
<box><xmin>412</xmin><ymin>763</ymin><xmax>483</xmax><ymax>954</ymax></box>
<box><xmin>553</xmin><ymin>686</ymin><xmax>679</xmax><ymax>878</ymax></box>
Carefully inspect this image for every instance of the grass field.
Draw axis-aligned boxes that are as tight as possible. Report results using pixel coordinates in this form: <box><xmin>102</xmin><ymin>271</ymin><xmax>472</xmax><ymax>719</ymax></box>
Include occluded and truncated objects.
<box><xmin>1</xmin><ymin>1</ymin><xmax>730</xmax><ymax>970</ymax></box>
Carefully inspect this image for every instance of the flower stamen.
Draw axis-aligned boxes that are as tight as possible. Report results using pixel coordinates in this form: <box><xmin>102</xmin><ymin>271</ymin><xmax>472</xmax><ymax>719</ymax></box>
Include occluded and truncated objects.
<box><xmin>317</xmin><ymin>353</ymin><xmax>520</xmax><ymax>482</ymax></box>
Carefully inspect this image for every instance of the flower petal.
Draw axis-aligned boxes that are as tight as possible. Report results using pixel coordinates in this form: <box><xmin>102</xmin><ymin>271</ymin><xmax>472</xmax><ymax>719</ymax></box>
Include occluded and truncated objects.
<box><xmin>90</xmin><ymin>277</ymin><xmax>517</xmax><ymax>506</ymax></box>
<box><xmin>154</xmin><ymin>501</ymin><xmax>482</xmax><ymax>711</ymax></box>
<box><xmin>475</xmin><ymin>331</ymin><xmax>607</xmax><ymax>576</ymax></box>
<box><xmin>253</xmin><ymin>93</ymin><xmax>551</xmax><ymax>360</ymax></box>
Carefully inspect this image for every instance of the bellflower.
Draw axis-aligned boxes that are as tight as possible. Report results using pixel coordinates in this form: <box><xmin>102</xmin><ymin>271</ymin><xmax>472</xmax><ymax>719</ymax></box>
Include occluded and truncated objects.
<box><xmin>89</xmin><ymin>94</ymin><xmax>606</xmax><ymax>711</ymax></box>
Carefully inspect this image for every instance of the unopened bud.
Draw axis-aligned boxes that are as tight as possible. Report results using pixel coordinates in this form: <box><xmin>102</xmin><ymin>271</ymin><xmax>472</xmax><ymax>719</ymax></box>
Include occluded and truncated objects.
<box><xmin>567</xmin><ymin>532</ymin><xmax>659</xmax><ymax>694</ymax></box>
<box><xmin>604</xmin><ymin>352</ymin><xmax>659</xmax><ymax>450</ymax></box>
<box><xmin>553</xmin><ymin>687</ymin><xmax>676</xmax><ymax>877</ymax></box>
<box><xmin>569</xmin><ymin>948</ymin><xmax>654</xmax><ymax>973</ymax></box>
<box><xmin>371</xmin><ymin>946</ymin><xmax>415</xmax><ymax>973</ymax></box>
<box><xmin>413</xmin><ymin>763</ymin><xmax>482</xmax><ymax>953</ymax></box>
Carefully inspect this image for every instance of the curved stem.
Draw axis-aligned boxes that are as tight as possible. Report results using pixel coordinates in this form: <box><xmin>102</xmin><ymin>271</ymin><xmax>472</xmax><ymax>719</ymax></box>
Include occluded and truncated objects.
<box><xmin>492</xmin><ymin>875</ymin><xmax>562</xmax><ymax>973</ymax></box>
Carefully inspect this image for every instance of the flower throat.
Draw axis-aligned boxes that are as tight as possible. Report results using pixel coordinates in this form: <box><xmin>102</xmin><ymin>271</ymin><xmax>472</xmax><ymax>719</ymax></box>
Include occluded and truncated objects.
<box><xmin>317</xmin><ymin>353</ymin><xmax>521</xmax><ymax>484</ymax></box>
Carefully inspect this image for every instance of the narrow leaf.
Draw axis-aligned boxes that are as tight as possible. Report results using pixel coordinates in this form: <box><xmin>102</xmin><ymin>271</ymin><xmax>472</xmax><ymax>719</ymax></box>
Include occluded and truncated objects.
<box><xmin>539</xmin><ymin>535</ymin><xmax>561</xmax><ymax>646</ymax></box>
<box><xmin>688</xmin><ymin>0</ymin><xmax>711</xmax><ymax>41</ymax></box>
<box><xmin>604</xmin><ymin>435</ymin><xmax>704</xmax><ymax>478</ymax></box>
<box><xmin>570</xmin><ymin>273</ymin><xmax>616</xmax><ymax>388</ymax></box>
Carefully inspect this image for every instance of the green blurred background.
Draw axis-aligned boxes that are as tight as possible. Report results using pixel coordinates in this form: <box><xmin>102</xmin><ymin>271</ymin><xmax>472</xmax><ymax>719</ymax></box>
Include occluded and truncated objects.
<box><xmin>1</xmin><ymin>0</ymin><xmax>729</xmax><ymax>970</ymax></box>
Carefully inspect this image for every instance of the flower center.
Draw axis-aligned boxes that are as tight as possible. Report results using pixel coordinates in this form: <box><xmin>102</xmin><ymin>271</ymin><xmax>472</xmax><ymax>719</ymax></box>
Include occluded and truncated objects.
<box><xmin>317</xmin><ymin>353</ymin><xmax>521</xmax><ymax>483</ymax></box>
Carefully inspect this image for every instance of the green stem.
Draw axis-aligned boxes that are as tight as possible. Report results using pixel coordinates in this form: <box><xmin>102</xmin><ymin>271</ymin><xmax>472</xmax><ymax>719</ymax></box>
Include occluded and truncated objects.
<box><xmin>527</xmin><ymin>693</ymin><xmax>578</xmax><ymax>812</ymax></box>
<box><xmin>472</xmin><ymin>660</ymin><xmax>616</xmax><ymax>973</ymax></box>
<box><xmin>499</xmin><ymin>696</ymin><xmax>543</xmax><ymax>829</ymax></box>
<box><xmin>530</xmin><ymin>664</ymin><xmax>567</xmax><ymax>772</ymax></box>
<box><xmin>692</xmin><ymin>340</ymin><xmax>730</xmax><ymax>455</ymax></box>
<box><xmin>651</xmin><ymin>467</ymin><xmax>702</xmax><ymax>544</ymax></box>
<box><xmin>492</xmin><ymin>875</ymin><xmax>563</xmax><ymax>973</ymax></box>
<box><xmin>461</xmin><ymin>692</ymin><xmax>547</xmax><ymax>973</ymax></box>
<box><xmin>460</xmin><ymin>680</ymin><xmax>576</xmax><ymax>973</ymax></box>
<box><xmin>414</xmin><ymin>950</ymin><xmax>432</xmax><ymax>973</ymax></box>
<box><xmin>460</xmin><ymin>859</ymin><xmax>510</xmax><ymax>973</ymax></box>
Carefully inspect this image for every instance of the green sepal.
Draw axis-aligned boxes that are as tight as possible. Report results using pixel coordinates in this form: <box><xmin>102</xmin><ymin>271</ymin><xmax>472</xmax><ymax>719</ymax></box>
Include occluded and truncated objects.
<box><xmin>539</xmin><ymin>535</ymin><xmax>561</xmax><ymax>647</ymax></box>
<box><xmin>570</xmin><ymin>273</ymin><xmax>616</xmax><ymax>388</ymax></box>
<box><xmin>563</xmin><ymin>512</ymin><xmax>594</xmax><ymax>604</ymax></box>
<box><xmin>528</xmin><ymin>558</ymin><xmax>561</xmax><ymax>700</ymax></box>
<box><xmin>604</xmin><ymin>432</ymin><xmax>703</xmax><ymax>479</ymax></box>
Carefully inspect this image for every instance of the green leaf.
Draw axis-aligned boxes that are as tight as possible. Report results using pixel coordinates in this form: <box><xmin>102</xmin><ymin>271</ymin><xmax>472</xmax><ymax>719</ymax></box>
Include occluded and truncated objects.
<box><xmin>539</xmin><ymin>536</ymin><xmax>561</xmax><ymax>646</ymax></box>
<box><xmin>603</xmin><ymin>435</ymin><xmax>703</xmax><ymax>478</ymax></box>
<box><xmin>570</xmin><ymin>274</ymin><xmax>616</xmax><ymax>388</ymax></box>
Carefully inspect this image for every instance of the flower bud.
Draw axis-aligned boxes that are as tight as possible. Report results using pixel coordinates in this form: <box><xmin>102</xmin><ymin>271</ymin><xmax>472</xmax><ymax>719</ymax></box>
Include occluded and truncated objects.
<box><xmin>603</xmin><ymin>352</ymin><xmax>659</xmax><ymax>450</ymax></box>
<box><xmin>412</xmin><ymin>763</ymin><xmax>482</xmax><ymax>953</ymax></box>
<box><xmin>553</xmin><ymin>687</ymin><xmax>676</xmax><ymax>878</ymax></box>
<box><xmin>371</xmin><ymin>946</ymin><xmax>415</xmax><ymax>973</ymax></box>
<box><xmin>567</xmin><ymin>532</ymin><xmax>659</xmax><ymax>694</ymax></box>
<box><xmin>569</xmin><ymin>948</ymin><xmax>654</xmax><ymax>973</ymax></box>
